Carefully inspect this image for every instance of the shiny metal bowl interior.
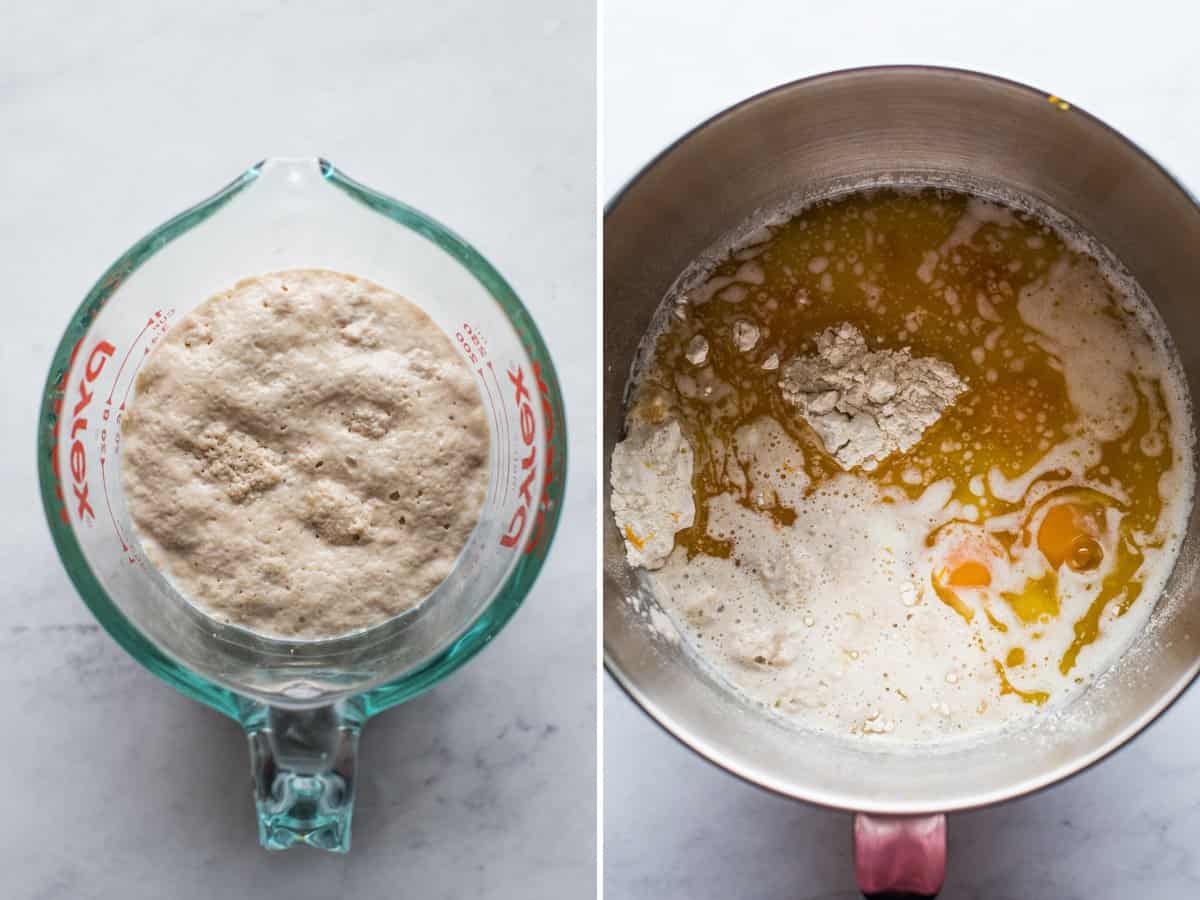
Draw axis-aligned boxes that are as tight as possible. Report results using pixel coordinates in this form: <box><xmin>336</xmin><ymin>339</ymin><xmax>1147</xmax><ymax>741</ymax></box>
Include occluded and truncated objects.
<box><xmin>603</xmin><ymin>66</ymin><xmax>1200</xmax><ymax>814</ymax></box>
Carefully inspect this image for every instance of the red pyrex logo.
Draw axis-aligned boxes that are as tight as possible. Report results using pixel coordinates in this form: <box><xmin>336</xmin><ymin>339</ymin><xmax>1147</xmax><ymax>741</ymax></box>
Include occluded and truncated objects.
<box><xmin>50</xmin><ymin>338</ymin><xmax>115</xmax><ymax>524</ymax></box>
<box><xmin>500</xmin><ymin>361</ymin><xmax>557</xmax><ymax>554</ymax></box>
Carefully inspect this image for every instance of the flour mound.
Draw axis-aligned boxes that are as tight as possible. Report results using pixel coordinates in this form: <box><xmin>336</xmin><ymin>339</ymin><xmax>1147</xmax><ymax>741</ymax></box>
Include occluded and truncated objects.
<box><xmin>779</xmin><ymin>323</ymin><xmax>966</xmax><ymax>470</ymax></box>
<box><xmin>610</xmin><ymin>420</ymin><xmax>696</xmax><ymax>569</ymax></box>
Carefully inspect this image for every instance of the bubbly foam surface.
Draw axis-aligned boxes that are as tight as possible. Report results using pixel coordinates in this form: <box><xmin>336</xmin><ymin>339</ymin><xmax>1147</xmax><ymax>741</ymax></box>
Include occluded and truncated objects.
<box><xmin>122</xmin><ymin>269</ymin><xmax>490</xmax><ymax>639</ymax></box>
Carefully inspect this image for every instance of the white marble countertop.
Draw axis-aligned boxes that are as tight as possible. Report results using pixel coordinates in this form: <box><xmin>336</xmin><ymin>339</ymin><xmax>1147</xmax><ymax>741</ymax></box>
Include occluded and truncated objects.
<box><xmin>0</xmin><ymin>2</ymin><xmax>595</xmax><ymax>898</ymax></box>
<box><xmin>603</xmin><ymin>1</ymin><xmax>1200</xmax><ymax>897</ymax></box>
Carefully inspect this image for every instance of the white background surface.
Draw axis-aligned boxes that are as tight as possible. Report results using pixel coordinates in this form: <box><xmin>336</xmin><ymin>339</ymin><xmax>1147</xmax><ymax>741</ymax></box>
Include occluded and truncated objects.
<box><xmin>1</xmin><ymin>2</ymin><xmax>595</xmax><ymax>898</ymax></box>
<box><xmin>604</xmin><ymin>1</ymin><xmax>1200</xmax><ymax>898</ymax></box>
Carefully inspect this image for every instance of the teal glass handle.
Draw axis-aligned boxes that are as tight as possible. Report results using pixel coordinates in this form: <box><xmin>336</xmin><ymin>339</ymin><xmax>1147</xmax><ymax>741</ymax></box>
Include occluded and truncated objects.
<box><xmin>241</xmin><ymin>698</ymin><xmax>366</xmax><ymax>852</ymax></box>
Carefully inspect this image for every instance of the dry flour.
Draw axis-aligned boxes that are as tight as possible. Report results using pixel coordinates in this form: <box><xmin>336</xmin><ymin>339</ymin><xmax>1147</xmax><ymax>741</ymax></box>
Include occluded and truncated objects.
<box><xmin>779</xmin><ymin>322</ymin><xmax>966</xmax><ymax>470</ymax></box>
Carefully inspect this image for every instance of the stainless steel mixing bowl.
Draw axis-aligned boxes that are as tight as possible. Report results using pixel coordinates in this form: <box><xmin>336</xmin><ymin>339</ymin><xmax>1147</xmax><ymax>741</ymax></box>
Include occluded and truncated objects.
<box><xmin>603</xmin><ymin>66</ymin><xmax>1200</xmax><ymax>897</ymax></box>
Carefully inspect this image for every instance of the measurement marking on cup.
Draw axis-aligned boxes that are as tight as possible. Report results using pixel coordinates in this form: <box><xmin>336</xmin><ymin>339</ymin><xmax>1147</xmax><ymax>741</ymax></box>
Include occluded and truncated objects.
<box><xmin>99</xmin><ymin>456</ymin><xmax>128</xmax><ymax>552</ymax></box>
<box><xmin>116</xmin><ymin>311</ymin><xmax>172</xmax><ymax>412</ymax></box>
<box><xmin>460</xmin><ymin>322</ymin><xmax>512</xmax><ymax>507</ymax></box>
<box><xmin>119</xmin><ymin>347</ymin><xmax>151</xmax><ymax>411</ymax></box>
<box><xmin>477</xmin><ymin>365</ymin><xmax>508</xmax><ymax>506</ymax></box>
<box><xmin>487</xmin><ymin>361</ymin><xmax>515</xmax><ymax>505</ymax></box>
<box><xmin>456</xmin><ymin>321</ymin><xmax>489</xmax><ymax>365</ymax></box>
<box><xmin>105</xmin><ymin>315</ymin><xmax>155</xmax><ymax>405</ymax></box>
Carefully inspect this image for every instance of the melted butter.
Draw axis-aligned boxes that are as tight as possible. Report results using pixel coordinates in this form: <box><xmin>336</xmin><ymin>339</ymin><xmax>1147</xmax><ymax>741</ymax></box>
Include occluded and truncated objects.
<box><xmin>931</xmin><ymin>569</ymin><xmax>975</xmax><ymax>624</ymax></box>
<box><xmin>649</xmin><ymin>189</ymin><xmax>1087</xmax><ymax>554</ymax></box>
<box><xmin>993</xmin><ymin>659</ymin><xmax>1049</xmax><ymax>705</ymax></box>
<box><xmin>623</xmin><ymin>525</ymin><xmax>648</xmax><ymax>551</ymax></box>
<box><xmin>984</xmin><ymin>609</ymin><xmax>1009</xmax><ymax>634</ymax></box>
<box><xmin>1060</xmin><ymin>538</ymin><xmax>1145</xmax><ymax>675</ymax></box>
<box><xmin>1001</xmin><ymin>571</ymin><xmax>1060</xmax><ymax>624</ymax></box>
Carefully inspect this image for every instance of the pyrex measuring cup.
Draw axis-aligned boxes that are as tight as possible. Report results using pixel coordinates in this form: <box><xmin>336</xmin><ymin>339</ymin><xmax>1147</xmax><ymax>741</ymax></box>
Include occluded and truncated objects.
<box><xmin>37</xmin><ymin>158</ymin><xmax>567</xmax><ymax>852</ymax></box>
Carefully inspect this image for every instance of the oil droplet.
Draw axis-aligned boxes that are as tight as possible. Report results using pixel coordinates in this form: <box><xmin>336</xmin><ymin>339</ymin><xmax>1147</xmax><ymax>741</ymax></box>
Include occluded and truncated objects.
<box><xmin>1068</xmin><ymin>538</ymin><xmax>1103</xmax><ymax>573</ymax></box>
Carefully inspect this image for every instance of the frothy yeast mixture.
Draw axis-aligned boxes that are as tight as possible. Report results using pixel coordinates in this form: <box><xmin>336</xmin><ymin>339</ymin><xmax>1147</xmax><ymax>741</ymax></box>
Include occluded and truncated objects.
<box><xmin>122</xmin><ymin>269</ymin><xmax>489</xmax><ymax>639</ymax></box>
<box><xmin>612</xmin><ymin>189</ymin><xmax>1194</xmax><ymax>744</ymax></box>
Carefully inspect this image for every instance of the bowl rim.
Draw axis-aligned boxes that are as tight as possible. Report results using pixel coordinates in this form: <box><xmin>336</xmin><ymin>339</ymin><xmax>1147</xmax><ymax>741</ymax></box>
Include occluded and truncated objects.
<box><xmin>602</xmin><ymin>63</ymin><xmax>1200</xmax><ymax>815</ymax></box>
<box><xmin>37</xmin><ymin>157</ymin><xmax>569</xmax><ymax>721</ymax></box>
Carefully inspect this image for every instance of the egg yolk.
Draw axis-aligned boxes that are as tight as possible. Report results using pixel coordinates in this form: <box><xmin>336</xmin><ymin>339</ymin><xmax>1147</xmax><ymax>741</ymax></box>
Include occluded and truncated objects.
<box><xmin>1037</xmin><ymin>502</ymin><xmax>1104</xmax><ymax>573</ymax></box>
<box><xmin>947</xmin><ymin>560</ymin><xmax>991</xmax><ymax>587</ymax></box>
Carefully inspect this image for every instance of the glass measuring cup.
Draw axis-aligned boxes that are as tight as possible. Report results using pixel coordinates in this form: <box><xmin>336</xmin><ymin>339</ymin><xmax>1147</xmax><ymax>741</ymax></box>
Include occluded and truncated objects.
<box><xmin>36</xmin><ymin>158</ymin><xmax>567</xmax><ymax>852</ymax></box>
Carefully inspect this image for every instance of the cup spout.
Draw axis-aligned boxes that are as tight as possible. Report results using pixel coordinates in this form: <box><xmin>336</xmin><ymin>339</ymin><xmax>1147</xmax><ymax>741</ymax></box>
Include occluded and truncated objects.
<box><xmin>248</xmin><ymin>156</ymin><xmax>333</xmax><ymax>188</ymax></box>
